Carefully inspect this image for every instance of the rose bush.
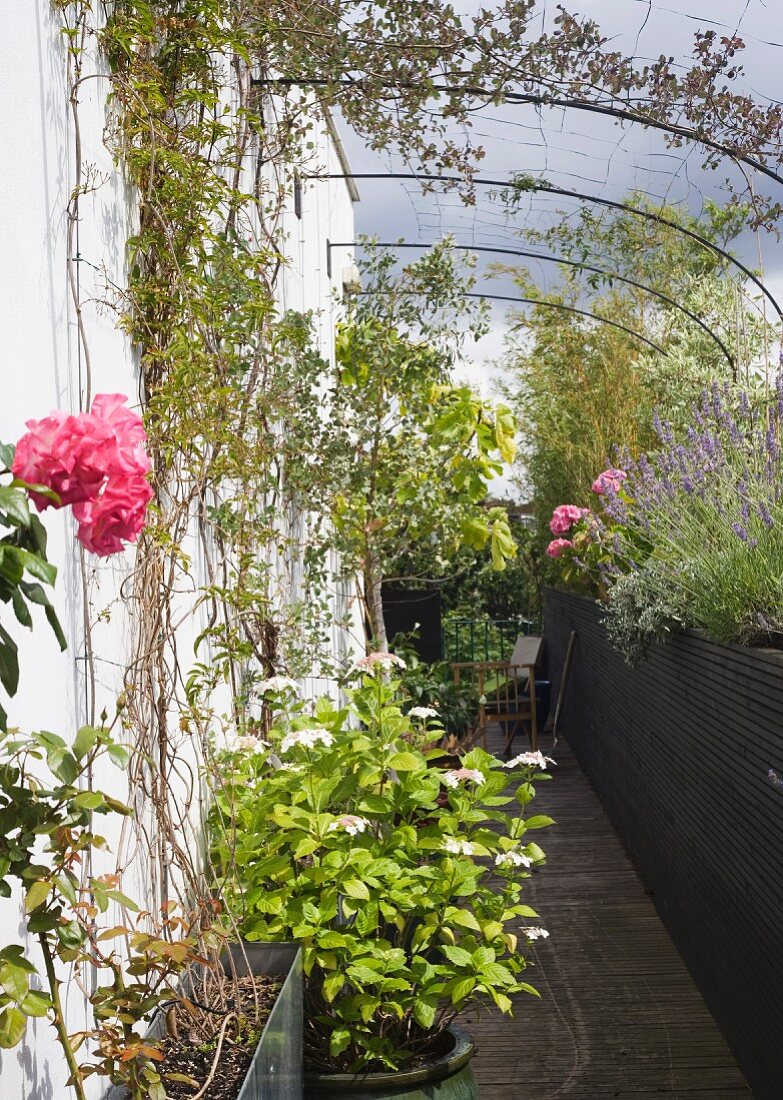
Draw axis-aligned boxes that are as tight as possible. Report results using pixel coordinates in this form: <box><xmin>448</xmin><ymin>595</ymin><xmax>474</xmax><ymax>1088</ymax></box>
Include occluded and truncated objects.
<box><xmin>209</xmin><ymin>663</ymin><xmax>554</xmax><ymax>1074</ymax></box>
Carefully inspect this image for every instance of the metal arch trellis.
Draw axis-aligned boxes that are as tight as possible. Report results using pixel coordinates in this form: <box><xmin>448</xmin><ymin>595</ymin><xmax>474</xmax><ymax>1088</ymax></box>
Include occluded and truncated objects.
<box><xmin>467</xmin><ymin>294</ymin><xmax>669</xmax><ymax>355</ymax></box>
<box><xmin>353</xmin><ymin>289</ymin><xmax>668</xmax><ymax>357</ymax></box>
<box><xmin>314</xmin><ymin>172</ymin><xmax>783</xmax><ymax>324</ymax></box>
<box><xmin>252</xmin><ymin>77</ymin><xmax>783</xmax><ymax>189</ymax></box>
<box><xmin>328</xmin><ymin>240</ymin><xmax>737</xmax><ymax>371</ymax></box>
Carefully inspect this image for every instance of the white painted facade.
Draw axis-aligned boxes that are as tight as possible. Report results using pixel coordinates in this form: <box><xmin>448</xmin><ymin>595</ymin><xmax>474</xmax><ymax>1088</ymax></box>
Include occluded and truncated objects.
<box><xmin>0</xmin><ymin>4</ymin><xmax>361</xmax><ymax>1095</ymax></box>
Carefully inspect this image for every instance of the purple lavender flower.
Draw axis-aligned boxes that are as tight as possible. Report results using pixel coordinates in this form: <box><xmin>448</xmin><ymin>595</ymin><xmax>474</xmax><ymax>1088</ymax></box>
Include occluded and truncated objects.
<box><xmin>731</xmin><ymin>522</ymin><xmax>749</xmax><ymax>542</ymax></box>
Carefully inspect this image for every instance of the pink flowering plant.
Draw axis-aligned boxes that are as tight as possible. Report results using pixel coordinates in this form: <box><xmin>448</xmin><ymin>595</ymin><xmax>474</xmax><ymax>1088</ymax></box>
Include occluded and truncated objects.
<box><xmin>0</xmin><ymin>396</ymin><xmax>151</xmax><ymax>727</ymax></box>
<box><xmin>546</xmin><ymin>467</ymin><xmax>641</xmax><ymax>592</ymax></box>
<box><xmin>209</xmin><ymin>664</ymin><xmax>554</xmax><ymax>1073</ymax></box>
<box><xmin>12</xmin><ymin>394</ymin><xmax>152</xmax><ymax>557</ymax></box>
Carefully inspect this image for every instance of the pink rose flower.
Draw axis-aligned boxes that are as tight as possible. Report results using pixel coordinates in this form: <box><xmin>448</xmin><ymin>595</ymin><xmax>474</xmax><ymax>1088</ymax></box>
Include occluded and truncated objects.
<box><xmin>72</xmin><ymin>474</ymin><xmax>153</xmax><ymax>556</ymax></box>
<box><xmin>591</xmin><ymin>468</ymin><xmax>627</xmax><ymax>495</ymax></box>
<box><xmin>91</xmin><ymin>393</ymin><xmax>151</xmax><ymax>478</ymax></box>
<box><xmin>549</xmin><ymin>504</ymin><xmax>587</xmax><ymax>535</ymax></box>
<box><xmin>12</xmin><ymin>410</ymin><xmax>116</xmax><ymax>510</ymax></box>
<box><xmin>546</xmin><ymin>538</ymin><xmax>573</xmax><ymax>558</ymax></box>
<box><xmin>12</xmin><ymin>395</ymin><xmax>152</xmax><ymax>557</ymax></box>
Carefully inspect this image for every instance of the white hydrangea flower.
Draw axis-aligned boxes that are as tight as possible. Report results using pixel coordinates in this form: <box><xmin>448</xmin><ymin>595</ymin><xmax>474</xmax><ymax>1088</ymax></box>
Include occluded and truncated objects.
<box><xmin>494</xmin><ymin>849</ymin><xmax>532</xmax><ymax>868</ymax></box>
<box><xmin>408</xmin><ymin>706</ymin><xmax>439</xmax><ymax>719</ymax></box>
<box><xmin>443</xmin><ymin>838</ymin><xmax>475</xmax><ymax>856</ymax></box>
<box><xmin>279</xmin><ymin>728</ymin><xmax>334</xmax><ymax>753</ymax></box>
<box><xmin>257</xmin><ymin>675</ymin><xmax>298</xmax><ymax>695</ymax></box>
<box><xmin>229</xmin><ymin>735</ymin><xmax>269</xmax><ymax>754</ymax></box>
<box><xmin>353</xmin><ymin>651</ymin><xmax>407</xmax><ymax>672</ymax></box>
<box><xmin>524</xmin><ymin>926</ymin><xmax>550</xmax><ymax>941</ymax></box>
<box><xmin>328</xmin><ymin>814</ymin><xmax>369</xmax><ymax>836</ymax></box>
<box><xmin>503</xmin><ymin>751</ymin><xmax>556</xmax><ymax>771</ymax></box>
<box><xmin>442</xmin><ymin>768</ymin><xmax>485</xmax><ymax>788</ymax></box>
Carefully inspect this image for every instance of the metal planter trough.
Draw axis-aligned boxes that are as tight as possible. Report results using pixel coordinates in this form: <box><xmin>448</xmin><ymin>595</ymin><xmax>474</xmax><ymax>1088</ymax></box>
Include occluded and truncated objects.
<box><xmin>104</xmin><ymin>941</ymin><xmax>302</xmax><ymax>1100</ymax></box>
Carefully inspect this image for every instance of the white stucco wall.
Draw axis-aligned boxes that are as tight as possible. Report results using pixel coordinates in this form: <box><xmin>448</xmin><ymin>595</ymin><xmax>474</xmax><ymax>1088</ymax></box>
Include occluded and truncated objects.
<box><xmin>0</xmin><ymin>5</ymin><xmax>361</xmax><ymax>1095</ymax></box>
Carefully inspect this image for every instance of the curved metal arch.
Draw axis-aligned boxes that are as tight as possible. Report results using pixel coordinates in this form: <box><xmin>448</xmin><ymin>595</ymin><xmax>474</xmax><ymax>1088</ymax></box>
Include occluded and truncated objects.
<box><xmin>329</xmin><ymin>239</ymin><xmax>736</xmax><ymax>371</ymax></box>
<box><xmin>314</xmin><ymin>172</ymin><xmax>783</xmax><ymax>322</ymax></box>
<box><xmin>468</xmin><ymin>293</ymin><xmax>668</xmax><ymax>355</ymax></box>
<box><xmin>355</xmin><ymin>289</ymin><xmax>667</xmax><ymax>356</ymax></box>
<box><xmin>254</xmin><ymin>77</ymin><xmax>783</xmax><ymax>189</ymax></box>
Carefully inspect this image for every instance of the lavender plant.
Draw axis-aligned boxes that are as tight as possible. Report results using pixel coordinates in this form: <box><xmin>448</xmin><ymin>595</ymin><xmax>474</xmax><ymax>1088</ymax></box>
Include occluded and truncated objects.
<box><xmin>602</xmin><ymin>377</ymin><xmax>783</xmax><ymax>649</ymax></box>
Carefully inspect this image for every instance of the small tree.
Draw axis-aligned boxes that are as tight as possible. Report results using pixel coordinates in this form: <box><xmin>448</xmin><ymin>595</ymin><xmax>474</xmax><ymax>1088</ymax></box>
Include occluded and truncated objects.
<box><xmin>326</xmin><ymin>242</ymin><xmax>517</xmax><ymax>650</ymax></box>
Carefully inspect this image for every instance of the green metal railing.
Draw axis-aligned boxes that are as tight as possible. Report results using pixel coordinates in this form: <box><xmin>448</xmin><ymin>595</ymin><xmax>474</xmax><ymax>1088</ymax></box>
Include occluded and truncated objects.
<box><xmin>442</xmin><ymin>617</ymin><xmax>536</xmax><ymax>664</ymax></box>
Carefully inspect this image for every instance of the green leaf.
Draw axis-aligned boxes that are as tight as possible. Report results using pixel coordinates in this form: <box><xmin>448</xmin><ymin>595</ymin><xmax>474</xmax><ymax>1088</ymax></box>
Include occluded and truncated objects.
<box><xmin>0</xmin><ymin>962</ymin><xmax>28</xmax><ymax>1002</ymax></box>
<box><xmin>16</xmin><ymin>551</ymin><xmax>56</xmax><ymax>586</ymax></box>
<box><xmin>105</xmin><ymin>890</ymin><xmax>139</xmax><ymax>912</ymax></box>
<box><xmin>107</xmin><ymin>744</ymin><xmax>130</xmax><ymax>769</ymax></box>
<box><xmin>294</xmin><ymin>836</ymin><xmax>321</xmax><ymax>859</ymax></box>
<box><xmin>0</xmin><ymin>1006</ymin><xmax>27</xmax><ymax>1047</ymax></box>
<box><xmin>494</xmin><ymin>404</ymin><xmax>517</xmax><ymax>464</ymax></box>
<box><xmin>329</xmin><ymin>1027</ymin><xmax>352</xmax><ymax>1058</ymax></box>
<box><xmin>387</xmin><ymin>751</ymin><xmax>422</xmax><ymax>772</ymax></box>
<box><xmin>19</xmin><ymin>990</ymin><xmax>50</xmax><ymax>1018</ymax></box>
<box><xmin>412</xmin><ymin>999</ymin><xmax>436</xmax><ymax>1030</ymax></box>
<box><xmin>0</xmin><ymin>627</ymin><xmax>19</xmax><ymax>696</ymax></box>
<box><xmin>46</xmin><ymin>748</ymin><xmax>78</xmax><ymax>786</ymax></box>
<box><xmin>103</xmin><ymin>795</ymin><xmax>133</xmax><ymax>816</ymax></box>
<box><xmin>472</xmin><ymin>946</ymin><xmax>495</xmax><ymax>968</ymax></box>
<box><xmin>73</xmin><ymin>726</ymin><xmax>99</xmax><ymax>762</ymax></box>
<box><xmin>0</xmin><ymin>948</ymin><xmax>36</xmax><ymax>974</ymax></box>
<box><xmin>24</xmin><ymin>881</ymin><xmax>52</xmax><ymax>914</ymax></box>
<box><xmin>441</xmin><ymin>945</ymin><xmax>472</xmax><ymax>968</ymax></box>
<box><xmin>44</xmin><ymin>604</ymin><xmax>67</xmax><ymax>651</ymax></box>
<box><xmin>483</xmin><ymin>963</ymin><xmax>515</xmax><ymax>986</ymax></box>
<box><xmin>322</xmin><ymin>972</ymin><xmax>344</xmax><ymax>1003</ymax></box>
<box><xmin>524</xmin><ymin>815</ymin><xmax>555</xmax><ymax>830</ymax></box>
<box><xmin>0</xmin><ymin>487</ymin><xmax>30</xmax><ymax>527</ymax></box>
<box><xmin>445</xmin><ymin>908</ymin><xmax>481</xmax><ymax>931</ymax></box>
<box><xmin>10</xmin><ymin>590</ymin><xmax>32</xmax><ymax>629</ymax></box>
<box><xmin>450</xmin><ymin>977</ymin><xmax>476</xmax><ymax>1005</ymax></box>
<box><xmin>342</xmin><ymin>879</ymin><xmax>370</xmax><ymax>901</ymax></box>
<box><xmin>73</xmin><ymin>791</ymin><xmax>105</xmax><ymax>812</ymax></box>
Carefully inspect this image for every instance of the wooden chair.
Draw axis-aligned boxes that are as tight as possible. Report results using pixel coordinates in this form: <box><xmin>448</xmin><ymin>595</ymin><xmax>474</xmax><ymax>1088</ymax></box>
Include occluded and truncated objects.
<box><xmin>451</xmin><ymin>635</ymin><xmax>543</xmax><ymax>754</ymax></box>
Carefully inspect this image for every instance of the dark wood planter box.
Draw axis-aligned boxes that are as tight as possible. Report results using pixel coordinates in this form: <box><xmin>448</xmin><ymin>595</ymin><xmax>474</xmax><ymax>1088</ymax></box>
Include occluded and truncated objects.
<box><xmin>104</xmin><ymin>941</ymin><xmax>302</xmax><ymax>1100</ymax></box>
<box><xmin>544</xmin><ymin>587</ymin><xmax>783</xmax><ymax>1100</ymax></box>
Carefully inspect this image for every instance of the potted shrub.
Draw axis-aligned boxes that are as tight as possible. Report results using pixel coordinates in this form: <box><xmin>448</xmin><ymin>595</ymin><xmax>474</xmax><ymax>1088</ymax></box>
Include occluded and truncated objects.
<box><xmin>102</xmin><ymin>940</ymin><xmax>303</xmax><ymax>1100</ymax></box>
<box><xmin>209</xmin><ymin>653</ymin><xmax>554</xmax><ymax>1098</ymax></box>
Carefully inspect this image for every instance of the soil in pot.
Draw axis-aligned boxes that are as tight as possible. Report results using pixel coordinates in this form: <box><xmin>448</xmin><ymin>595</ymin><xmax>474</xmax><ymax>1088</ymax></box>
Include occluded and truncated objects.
<box><xmin>118</xmin><ymin>974</ymin><xmax>283</xmax><ymax>1100</ymax></box>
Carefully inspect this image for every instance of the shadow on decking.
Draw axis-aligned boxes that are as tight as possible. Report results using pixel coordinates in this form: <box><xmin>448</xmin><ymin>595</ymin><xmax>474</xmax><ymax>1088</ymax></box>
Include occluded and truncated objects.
<box><xmin>462</xmin><ymin>730</ymin><xmax>750</xmax><ymax>1099</ymax></box>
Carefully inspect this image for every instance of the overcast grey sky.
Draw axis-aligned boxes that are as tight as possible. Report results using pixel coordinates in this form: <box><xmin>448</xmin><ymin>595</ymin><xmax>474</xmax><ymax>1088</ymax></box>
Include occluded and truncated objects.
<box><xmin>337</xmin><ymin>0</ymin><xmax>782</xmax><ymax>397</ymax></box>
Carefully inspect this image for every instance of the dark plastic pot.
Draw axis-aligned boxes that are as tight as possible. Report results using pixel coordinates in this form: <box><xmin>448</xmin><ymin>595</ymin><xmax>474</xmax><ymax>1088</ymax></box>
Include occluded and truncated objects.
<box><xmin>303</xmin><ymin>1025</ymin><xmax>477</xmax><ymax>1100</ymax></box>
<box><xmin>104</xmin><ymin>941</ymin><xmax>302</xmax><ymax>1100</ymax></box>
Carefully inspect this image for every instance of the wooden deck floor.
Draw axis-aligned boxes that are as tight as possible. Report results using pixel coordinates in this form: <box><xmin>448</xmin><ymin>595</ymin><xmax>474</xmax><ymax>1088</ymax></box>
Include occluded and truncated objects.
<box><xmin>465</xmin><ymin>732</ymin><xmax>751</xmax><ymax>1099</ymax></box>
